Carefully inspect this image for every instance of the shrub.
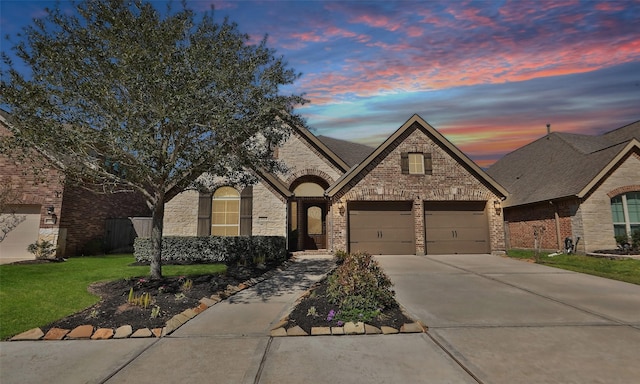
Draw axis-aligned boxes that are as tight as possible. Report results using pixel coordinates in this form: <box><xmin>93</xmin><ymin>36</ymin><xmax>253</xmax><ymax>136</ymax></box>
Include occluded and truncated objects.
<box><xmin>334</xmin><ymin>249</ymin><xmax>348</xmax><ymax>264</ymax></box>
<box><xmin>632</xmin><ymin>229</ymin><xmax>640</xmax><ymax>251</ymax></box>
<box><xmin>134</xmin><ymin>236</ymin><xmax>286</xmax><ymax>265</ymax></box>
<box><xmin>326</xmin><ymin>251</ymin><xmax>395</xmax><ymax>316</ymax></box>
<box><xmin>27</xmin><ymin>240</ymin><xmax>56</xmax><ymax>260</ymax></box>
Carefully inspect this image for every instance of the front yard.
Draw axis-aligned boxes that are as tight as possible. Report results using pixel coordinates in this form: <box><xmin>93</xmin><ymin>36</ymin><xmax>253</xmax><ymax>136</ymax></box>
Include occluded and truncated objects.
<box><xmin>506</xmin><ymin>250</ymin><xmax>640</xmax><ymax>285</ymax></box>
<box><xmin>0</xmin><ymin>255</ymin><xmax>226</xmax><ymax>340</ymax></box>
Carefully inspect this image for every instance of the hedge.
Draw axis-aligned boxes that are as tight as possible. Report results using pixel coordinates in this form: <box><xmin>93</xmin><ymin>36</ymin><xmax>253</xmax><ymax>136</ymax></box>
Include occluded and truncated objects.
<box><xmin>134</xmin><ymin>236</ymin><xmax>287</xmax><ymax>265</ymax></box>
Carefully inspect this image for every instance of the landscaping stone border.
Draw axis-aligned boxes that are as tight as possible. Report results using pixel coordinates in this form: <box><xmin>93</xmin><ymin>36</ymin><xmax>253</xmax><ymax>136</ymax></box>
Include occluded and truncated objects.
<box><xmin>269</xmin><ymin>320</ymin><xmax>427</xmax><ymax>337</ymax></box>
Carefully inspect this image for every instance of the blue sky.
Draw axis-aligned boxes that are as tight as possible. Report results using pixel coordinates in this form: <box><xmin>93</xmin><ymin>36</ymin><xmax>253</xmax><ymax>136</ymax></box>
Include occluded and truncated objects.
<box><xmin>1</xmin><ymin>0</ymin><xmax>639</xmax><ymax>166</ymax></box>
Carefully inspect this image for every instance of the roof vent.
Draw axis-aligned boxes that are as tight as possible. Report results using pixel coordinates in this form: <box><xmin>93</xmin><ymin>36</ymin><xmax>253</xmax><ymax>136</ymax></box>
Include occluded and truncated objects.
<box><xmin>546</xmin><ymin>123</ymin><xmax>551</xmax><ymax>135</ymax></box>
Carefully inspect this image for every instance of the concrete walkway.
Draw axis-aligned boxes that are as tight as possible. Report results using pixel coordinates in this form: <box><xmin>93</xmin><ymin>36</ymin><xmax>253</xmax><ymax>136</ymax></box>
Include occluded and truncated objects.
<box><xmin>1</xmin><ymin>254</ymin><xmax>639</xmax><ymax>383</ymax></box>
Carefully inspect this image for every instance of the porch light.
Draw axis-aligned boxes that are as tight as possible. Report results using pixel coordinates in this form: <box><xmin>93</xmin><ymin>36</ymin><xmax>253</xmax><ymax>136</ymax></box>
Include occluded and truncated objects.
<box><xmin>337</xmin><ymin>200</ymin><xmax>345</xmax><ymax>216</ymax></box>
<box><xmin>493</xmin><ymin>200</ymin><xmax>501</xmax><ymax>216</ymax></box>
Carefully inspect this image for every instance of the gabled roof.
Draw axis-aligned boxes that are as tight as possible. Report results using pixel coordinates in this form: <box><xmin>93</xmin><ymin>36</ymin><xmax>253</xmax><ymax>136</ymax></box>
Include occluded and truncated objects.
<box><xmin>295</xmin><ymin>125</ymin><xmax>350</xmax><ymax>172</ymax></box>
<box><xmin>487</xmin><ymin>121</ymin><xmax>640</xmax><ymax>207</ymax></box>
<box><xmin>316</xmin><ymin>135</ymin><xmax>374</xmax><ymax>167</ymax></box>
<box><xmin>326</xmin><ymin>114</ymin><xmax>508</xmax><ymax>198</ymax></box>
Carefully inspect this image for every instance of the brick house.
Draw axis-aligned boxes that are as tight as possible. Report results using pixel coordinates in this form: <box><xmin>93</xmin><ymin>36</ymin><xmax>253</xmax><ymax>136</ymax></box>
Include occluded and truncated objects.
<box><xmin>487</xmin><ymin>121</ymin><xmax>640</xmax><ymax>253</ymax></box>
<box><xmin>164</xmin><ymin>114</ymin><xmax>508</xmax><ymax>255</ymax></box>
<box><xmin>0</xmin><ymin>111</ymin><xmax>150</xmax><ymax>263</ymax></box>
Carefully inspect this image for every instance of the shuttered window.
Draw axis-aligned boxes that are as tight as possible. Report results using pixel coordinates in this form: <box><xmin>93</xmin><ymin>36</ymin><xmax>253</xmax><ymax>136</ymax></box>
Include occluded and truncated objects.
<box><xmin>211</xmin><ymin>187</ymin><xmax>240</xmax><ymax>236</ymax></box>
<box><xmin>401</xmin><ymin>152</ymin><xmax>432</xmax><ymax>175</ymax></box>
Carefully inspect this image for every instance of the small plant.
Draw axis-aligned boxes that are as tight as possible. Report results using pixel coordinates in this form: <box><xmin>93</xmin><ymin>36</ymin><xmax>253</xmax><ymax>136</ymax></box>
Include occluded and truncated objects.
<box><xmin>334</xmin><ymin>249</ymin><xmax>348</xmax><ymax>264</ymax></box>
<box><xmin>306</xmin><ymin>306</ymin><xmax>318</xmax><ymax>317</ymax></box>
<box><xmin>150</xmin><ymin>305</ymin><xmax>161</xmax><ymax>319</ymax></box>
<box><xmin>26</xmin><ymin>239</ymin><xmax>56</xmax><ymax>260</ymax></box>
<box><xmin>158</xmin><ymin>285</ymin><xmax>167</xmax><ymax>294</ymax></box>
<box><xmin>326</xmin><ymin>309</ymin><xmax>336</xmax><ymax>322</ymax></box>
<box><xmin>89</xmin><ymin>309</ymin><xmax>99</xmax><ymax>319</ymax></box>
<box><xmin>127</xmin><ymin>287</ymin><xmax>152</xmax><ymax>309</ymax></box>
<box><xmin>180</xmin><ymin>278</ymin><xmax>193</xmax><ymax>292</ymax></box>
<box><xmin>174</xmin><ymin>292</ymin><xmax>186</xmax><ymax>300</ymax></box>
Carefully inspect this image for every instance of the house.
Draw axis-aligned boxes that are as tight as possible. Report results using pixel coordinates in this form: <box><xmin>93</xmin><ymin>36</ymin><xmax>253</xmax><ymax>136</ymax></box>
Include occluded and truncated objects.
<box><xmin>487</xmin><ymin>121</ymin><xmax>640</xmax><ymax>253</ymax></box>
<box><xmin>164</xmin><ymin>114</ymin><xmax>508</xmax><ymax>255</ymax></box>
<box><xmin>0</xmin><ymin>111</ymin><xmax>150</xmax><ymax>263</ymax></box>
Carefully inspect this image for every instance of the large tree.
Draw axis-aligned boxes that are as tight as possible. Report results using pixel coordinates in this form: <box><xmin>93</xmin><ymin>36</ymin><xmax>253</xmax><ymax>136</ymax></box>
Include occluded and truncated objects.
<box><xmin>1</xmin><ymin>0</ymin><xmax>306</xmax><ymax>278</ymax></box>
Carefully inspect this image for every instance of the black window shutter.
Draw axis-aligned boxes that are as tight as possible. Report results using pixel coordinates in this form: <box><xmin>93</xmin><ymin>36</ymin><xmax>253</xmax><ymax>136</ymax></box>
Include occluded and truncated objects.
<box><xmin>424</xmin><ymin>153</ymin><xmax>432</xmax><ymax>175</ymax></box>
<box><xmin>197</xmin><ymin>192</ymin><xmax>212</xmax><ymax>236</ymax></box>
<box><xmin>401</xmin><ymin>152</ymin><xmax>409</xmax><ymax>174</ymax></box>
<box><xmin>240</xmin><ymin>186</ymin><xmax>253</xmax><ymax>236</ymax></box>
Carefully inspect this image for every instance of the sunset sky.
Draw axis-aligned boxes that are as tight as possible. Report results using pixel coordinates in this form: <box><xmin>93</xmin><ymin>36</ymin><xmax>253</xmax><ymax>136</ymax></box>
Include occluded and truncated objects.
<box><xmin>1</xmin><ymin>0</ymin><xmax>639</xmax><ymax>167</ymax></box>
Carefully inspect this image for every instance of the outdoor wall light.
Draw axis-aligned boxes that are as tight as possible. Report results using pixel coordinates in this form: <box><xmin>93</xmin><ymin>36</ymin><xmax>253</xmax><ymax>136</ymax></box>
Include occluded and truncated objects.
<box><xmin>493</xmin><ymin>200</ymin><xmax>501</xmax><ymax>216</ymax></box>
<box><xmin>337</xmin><ymin>200</ymin><xmax>345</xmax><ymax>216</ymax></box>
<box><xmin>46</xmin><ymin>206</ymin><xmax>55</xmax><ymax>215</ymax></box>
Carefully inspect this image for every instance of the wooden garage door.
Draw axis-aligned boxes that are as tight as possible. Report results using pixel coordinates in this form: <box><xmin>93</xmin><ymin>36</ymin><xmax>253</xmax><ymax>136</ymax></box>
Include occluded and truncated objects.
<box><xmin>349</xmin><ymin>201</ymin><xmax>415</xmax><ymax>255</ymax></box>
<box><xmin>0</xmin><ymin>205</ymin><xmax>41</xmax><ymax>261</ymax></box>
<box><xmin>424</xmin><ymin>201</ymin><xmax>489</xmax><ymax>254</ymax></box>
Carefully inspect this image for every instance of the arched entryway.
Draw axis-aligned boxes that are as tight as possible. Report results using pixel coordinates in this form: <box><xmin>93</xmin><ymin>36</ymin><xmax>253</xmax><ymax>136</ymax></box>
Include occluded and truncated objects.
<box><xmin>289</xmin><ymin>176</ymin><xmax>329</xmax><ymax>251</ymax></box>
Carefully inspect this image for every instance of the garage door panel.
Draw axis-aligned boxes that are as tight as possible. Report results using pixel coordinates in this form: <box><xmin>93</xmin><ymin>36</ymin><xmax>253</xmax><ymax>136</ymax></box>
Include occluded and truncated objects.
<box><xmin>348</xmin><ymin>202</ymin><xmax>415</xmax><ymax>255</ymax></box>
<box><xmin>424</xmin><ymin>201</ymin><xmax>489</xmax><ymax>254</ymax></box>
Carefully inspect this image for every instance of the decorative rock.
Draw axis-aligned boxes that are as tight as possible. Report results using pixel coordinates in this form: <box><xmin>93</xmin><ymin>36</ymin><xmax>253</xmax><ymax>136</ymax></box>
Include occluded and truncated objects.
<box><xmin>237</xmin><ymin>283</ymin><xmax>248</xmax><ymax>290</ymax></box>
<box><xmin>210</xmin><ymin>294</ymin><xmax>222</xmax><ymax>302</ymax></box>
<box><xmin>331</xmin><ymin>327</ymin><xmax>345</xmax><ymax>335</ymax></box>
<box><xmin>286</xmin><ymin>326</ymin><xmax>308</xmax><ymax>336</ymax></box>
<box><xmin>381</xmin><ymin>326</ymin><xmax>399</xmax><ymax>335</ymax></box>
<box><xmin>182</xmin><ymin>308</ymin><xmax>197</xmax><ymax>319</ymax></box>
<box><xmin>152</xmin><ymin>328</ymin><xmax>163</xmax><ymax>338</ymax></box>
<box><xmin>91</xmin><ymin>328</ymin><xmax>114</xmax><ymax>340</ymax></box>
<box><xmin>113</xmin><ymin>325</ymin><xmax>133</xmax><ymax>339</ymax></box>
<box><xmin>44</xmin><ymin>328</ymin><xmax>70</xmax><ymax>340</ymax></box>
<box><xmin>11</xmin><ymin>328</ymin><xmax>44</xmax><ymax>341</ymax></box>
<box><xmin>400</xmin><ymin>322</ymin><xmax>424</xmax><ymax>333</ymax></box>
<box><xmin>131</xmin><ymin>328</ymin><xmax>153</xmax><ymax>338</ymax></box>
<box><xmin>311</xmin><ymin>327</ymin><xmax>332</xmax><ymax>336</ymax></box>
<box><xmin>67</xmin><ymin>325</ymin><xmax>94</xmax><ymax>339</ymax></box>
<box><xmin>193</xmin><ymin>303</ymin><xmax>207</xmax><ymax>314</ymax></box>
<box><xmin>164</xmin><ymin>318</ymin><xmax>182</xmax><ymax>335</ymax></box>
<box><xmin>199</xmin><ymin>297</ymin><xmax>218</xmax><ymax>307</ymax></box>
<box><xmin>364</xmin><ymin>324</ymin><xmax>382</xmax><ymax>335</ymax></box>
<box><xmin>270</xmin><ymin>327</ymin><xmax>287</xmax><ymax>337</ymax></box>
<box><xmin>344</xmin><ymin>322</ymin><xmax>365</xmax><ymax>335</ymax></box>
<box><xmin>271</xmin><ymin>319</ymin><xmax>288</xmax><ymax>331</ymax></box>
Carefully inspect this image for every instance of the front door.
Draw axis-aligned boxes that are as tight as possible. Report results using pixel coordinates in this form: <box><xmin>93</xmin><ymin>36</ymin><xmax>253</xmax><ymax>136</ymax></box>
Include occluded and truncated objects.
<box><xmin>304</xmin><ymin>203</ymin><xmax>326</xmax><ymax>249</ymax></box>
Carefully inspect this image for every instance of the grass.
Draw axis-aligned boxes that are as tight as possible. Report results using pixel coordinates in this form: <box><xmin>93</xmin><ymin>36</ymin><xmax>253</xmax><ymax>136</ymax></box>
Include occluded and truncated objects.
<box><xmin>0</xmin><ymin>255</ymin><xmax>226</xmax><ymax>340</ymax></box>
<box><xmin>506</xmin><ymin>249</ymin><xmax>640</xmax><ymax>285</ymax></box>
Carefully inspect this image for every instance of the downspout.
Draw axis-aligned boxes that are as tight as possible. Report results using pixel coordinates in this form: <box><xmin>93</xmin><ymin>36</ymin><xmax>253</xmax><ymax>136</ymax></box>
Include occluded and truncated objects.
<box><xmin>552</xmin><ymin>200</ymin><xmax>562</xmax><ymax>251</ymax></box>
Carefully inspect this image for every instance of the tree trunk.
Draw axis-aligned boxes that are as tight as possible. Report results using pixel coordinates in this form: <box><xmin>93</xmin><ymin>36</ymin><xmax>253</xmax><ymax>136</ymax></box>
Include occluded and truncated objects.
<box><xmin>149</xmin><ymin>195</ymin><xmax>165</xmax><ymax>279</ymax></box>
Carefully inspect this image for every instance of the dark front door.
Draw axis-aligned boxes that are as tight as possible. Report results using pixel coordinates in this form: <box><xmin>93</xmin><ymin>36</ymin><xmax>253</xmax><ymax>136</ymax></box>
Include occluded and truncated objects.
<box><xmin>304</xmin><ymin>203</ymin><xmax>326</xmax><ymax>249</ymax></box>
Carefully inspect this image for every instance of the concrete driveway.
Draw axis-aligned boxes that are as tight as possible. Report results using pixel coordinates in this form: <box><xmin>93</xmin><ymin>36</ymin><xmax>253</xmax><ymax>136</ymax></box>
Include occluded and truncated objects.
<box><xmin>376</xmin><ymin>254</ymin><xmax>640</xmax><ymax>384</ymax></box>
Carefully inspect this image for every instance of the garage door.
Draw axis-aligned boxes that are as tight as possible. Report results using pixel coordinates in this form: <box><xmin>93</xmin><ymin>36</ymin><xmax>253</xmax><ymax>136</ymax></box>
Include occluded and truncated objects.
<box><xmin>349</xmin><ymin>201</ymin><xmax>414</xmax><ymax>255</ymax></box>
<box><xmin>0</xmin><ymin>205</ymin><xmax>41</xmax><ymax>262</ymax></box>
<box><xmin>424</xmin><ymin>201</ymin><xmax>489</xmax><ymax>254</ymax></box>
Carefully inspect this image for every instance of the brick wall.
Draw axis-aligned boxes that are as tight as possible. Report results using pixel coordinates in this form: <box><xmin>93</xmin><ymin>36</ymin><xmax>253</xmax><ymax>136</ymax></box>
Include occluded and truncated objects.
<box><xmin>59</xmin><ymin>186</ymin><xmax>149</xmax><ymax>256</ymax></box>
<box><xmin>329</xmin><ymin>124</ymin><xmax>505</xmax><ymax>254</ymax></box>
<box><xmin>279</xmin><ymin>134</ymin><xmax>343</xmax><ymax>187</ymax></box>
<box><xmin>580</xmin><ymin>151</ymin><xmax>640</xmax><ymax>252</ymax></box>
<box><xmin>504</xmin><ymin>199</ymin><xmax>577</xmax><ymax>251</ymax></box>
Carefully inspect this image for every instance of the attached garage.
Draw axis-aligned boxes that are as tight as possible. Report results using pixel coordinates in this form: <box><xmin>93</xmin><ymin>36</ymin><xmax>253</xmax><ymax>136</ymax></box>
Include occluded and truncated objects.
<box><xmin>424</xmin><ymin>201</ymin><xmax>489</xmax><ymax>254</ymax></box>
<box><xmin>348</xmin><ymin>201</ymin><xmax>415</xmax><ymax>254</ymax></box>
<box><xmin>0</xmin><ymin>205</ymin><xmax>41</xmax><ymax>262</ymax></box>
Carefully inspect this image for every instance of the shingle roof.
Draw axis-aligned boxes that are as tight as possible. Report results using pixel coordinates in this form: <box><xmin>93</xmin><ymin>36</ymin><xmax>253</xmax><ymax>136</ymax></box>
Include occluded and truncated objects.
<box><xmin>487</xmin><ymin>121</ymin><xmax>640</xmax><ymax>207</ymax></box>
<box><xmin>316</xmin><ymin>135</ymin><xmax>374</xmax><ymax>167</ymax></box>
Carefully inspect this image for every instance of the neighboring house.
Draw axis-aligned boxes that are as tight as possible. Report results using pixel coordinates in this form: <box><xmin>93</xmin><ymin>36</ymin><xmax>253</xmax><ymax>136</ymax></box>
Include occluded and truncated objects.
<box><xmin>487</xmin><ymin>121</ymin><xmax>640</xmax><ymax>253</ymax></box>
<box><xmin>0</xmin><ymin>111</ymin><xmax>150</xmax><ymax>263</ymax></box>
<box><xmin>164</xmin><ymin>114</ymin><xmax>508</xmax><ymax>255</ymax></box>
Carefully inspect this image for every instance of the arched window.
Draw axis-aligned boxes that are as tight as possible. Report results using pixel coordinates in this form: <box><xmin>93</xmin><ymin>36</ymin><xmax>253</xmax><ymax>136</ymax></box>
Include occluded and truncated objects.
<box><xmin>611</xmin><ymin>192</ymin><xmax>640</xmax><ymax>239</ymax></box>
<box><xmin>212</xmin><ymin>186</ymin><xmax>240</xmax><ymax>236</ymax></box>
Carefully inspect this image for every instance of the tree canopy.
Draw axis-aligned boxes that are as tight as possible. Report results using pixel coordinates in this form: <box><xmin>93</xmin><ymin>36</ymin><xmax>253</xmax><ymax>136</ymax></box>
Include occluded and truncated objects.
<box><xmin>1</xmin><ymin>0</ymin><xmax>307</xmax><ymax>278</ymax></box>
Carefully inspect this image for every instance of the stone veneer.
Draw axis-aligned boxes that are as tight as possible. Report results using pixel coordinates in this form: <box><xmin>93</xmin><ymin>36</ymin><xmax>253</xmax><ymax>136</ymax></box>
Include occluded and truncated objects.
<box><xmin>163</xmin><ymin>189</ymin><xmax>199</xmax><ymax>236</ymax></box>
<box><xmin>328</xmin><ymin>124</ymin><xmax>505</xmax><ymax>255</ymax></box>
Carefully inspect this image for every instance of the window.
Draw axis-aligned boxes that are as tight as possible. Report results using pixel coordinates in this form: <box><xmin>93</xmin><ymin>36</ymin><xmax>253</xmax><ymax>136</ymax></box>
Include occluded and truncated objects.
<box><xmin>211</xmin><ymin>186</ymin><xmax>240</xmax><ymax>236</ymax></box>
<box><xmin>611</xmin><ymin>192</ymin><xmax>640</xmax><ymax>239</ymax></box>
<box><xmin>401</xmin><ymin>152</ymin><xmax>432</xmax><ymax>175</ymax></box>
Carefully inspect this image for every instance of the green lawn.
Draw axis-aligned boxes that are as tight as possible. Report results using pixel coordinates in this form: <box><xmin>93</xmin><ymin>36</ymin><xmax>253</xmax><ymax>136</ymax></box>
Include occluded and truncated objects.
<box><xmin>506</xmin><ymin>249</ymin><xmax>640</xmax><ymax>285</ymax></box>
<box><xmin>0</xmin><ymin>255</ymin><xmax>226</xmax><ymax>340</ymax></box>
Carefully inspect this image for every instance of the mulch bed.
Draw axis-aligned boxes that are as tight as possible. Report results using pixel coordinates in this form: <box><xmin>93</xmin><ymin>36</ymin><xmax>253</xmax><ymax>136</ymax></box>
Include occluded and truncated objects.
<box><xmin>283</xmin><ymin>277</ymin><xmax>414</xmax><ymax>334</ymax></box>
<box><xmin>41</xmin><ymin>263</ymin><xmax>276</xmax><ymax>334</ymax></box>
